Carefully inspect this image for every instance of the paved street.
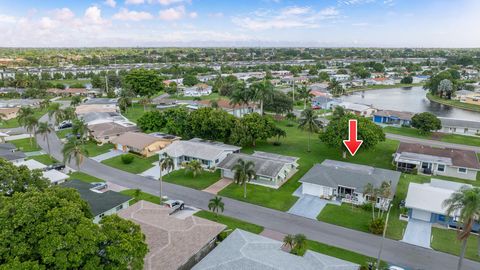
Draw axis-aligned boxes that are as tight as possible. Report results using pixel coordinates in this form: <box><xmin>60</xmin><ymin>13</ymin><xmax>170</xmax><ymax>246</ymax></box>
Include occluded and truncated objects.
<box><xmin>35</xmin><ymin>113</ymin><xmax>480</xmax><ymax>270</ymax></box>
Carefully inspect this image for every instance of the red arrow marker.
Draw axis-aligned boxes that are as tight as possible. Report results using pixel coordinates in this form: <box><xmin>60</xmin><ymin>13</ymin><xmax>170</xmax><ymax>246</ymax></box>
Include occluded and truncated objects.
<box><xmin>343</xmin><ymin>119</ymin><xmax>363</xmax><ymax>156</ymax></box>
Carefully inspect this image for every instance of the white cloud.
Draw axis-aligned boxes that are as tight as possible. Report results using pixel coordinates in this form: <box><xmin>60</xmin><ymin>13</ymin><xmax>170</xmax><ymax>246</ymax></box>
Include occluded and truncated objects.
<box><xmin>39</xmin><ymin>17</ymin><xmax>56</xmax><ymax>30</ymax></box>
<box><xmin>157</xmin><ymin>0</ymin><xmax>189</xmax><ymax>5</ymax></box>
<box><xmin>208</xmin><ymin>12</ymin><xmax>223</xmax><ymax>18</ymax></box>
<box><xmin>0</xmin><ymin>14</ymin><xmax>17</xmax><ymax>23</ymax></box>
<box><xmin>319</xmin><ymin>7</ymin><xmax>339</xmax><ymax>17</ymax></box>
<box><xmin>189</xmin><ymin>11</ymin><xmax>198</xmax><ymax>18</ymax></box>
<box><xmin>113</xmin><ymin>8</ymin><xmax>153</xmax><ymax>21</ymax></box>
<box><xmin>159</xmin><ymin>5</ymin><xmax>185</xmax><ymax>20</ymax></box>
<box><xmin>352</xmin><ymin>22</ymin><xmax>369</xmax><ymax>26</ymax></box>
<box><xmin>338</xmin><ymin>0</ymin><xmax>375</xmax><ymax>5</ymax></box>
<box><xmin>125</xmin><ymin>0</ymin><xmax>145</xmax><ymax>5</ymax></box>
<box><xmin>281</xmin><ymin>6</ymin><xmax>311</xmax><ymax>16</ymax></box>
<box><xmin>52</xmin><ymin>8</ymin><xmax>75</xmax><ymax>21</ymax></box>
<box><xmin>84</xmin><ymin>6</ymin><xmax>107</xmax><ymax>25</ymax></box>
<box><xmin>104</xmin><ymin>0</ymin><xmax>117</xmax><ymax>8</ymax></box>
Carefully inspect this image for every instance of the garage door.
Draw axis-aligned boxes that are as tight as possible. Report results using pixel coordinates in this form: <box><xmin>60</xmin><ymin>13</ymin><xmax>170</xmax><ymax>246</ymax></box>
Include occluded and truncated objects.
<box><xmin>411</xmin><ymin>209</ymin><xmax>431</xmax><ymax>222</ymax></box>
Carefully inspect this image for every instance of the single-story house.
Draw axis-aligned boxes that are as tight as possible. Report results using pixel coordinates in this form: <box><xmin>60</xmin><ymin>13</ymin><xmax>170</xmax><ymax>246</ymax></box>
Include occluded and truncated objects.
<box><xmin>88</xmin><ymin>122</ymin><xmax>139</xmax><ymax>144</ymax></box>
<box><xmin>0</xmin><ymin>148</ymin><xmax>26</xmax><ymax>163</ymax></box>
<box><xmin>118</xmin><ymin>200</ymin><xmax>226</xmax><ymax>270</ymax></box>
<box><xmin>183</xmin><ymin>83</ymin><xmax>212</xmax><ymax>97</ymax></box>
<box><xmin>62</xmin><ymin>180</ymin><xmax>132</xmax><ymax>224</ymax></box>
<box><xmin>337</xmin><ymin>102</ymin><xmax>376</xmax><ymax>117</ymax></box>
<box><xmin>438</xmin><ymin>117</ymin><xmax>480</xmax><ymax>136</ymax></box>
<box><xmin>311</xmin><ymin>96</ymin><xmax>341</xmax><ymax>110</ymax></box>
<box><xmin>453</xmin><ymin>89</ymin><xmax>475</xmax><ymax>101</ymax></box>
<box><xmin>81</xmin><ymin>111</ymin><xmax>129</xmax><ymax>126</ymax></box>
<box><xmin>112</xmin><ymin>131</ymin><xmax>179</xmax><ymax>157</ymax></box>
<box><xmin>197</xmin><ymin>99</ymin><xmax>261</xmax><ymax>118</ymax></box>
<box><xmin>0</xmin><ymin>99</ymin><xmax>40</xmax><ymax>108</ymax></box>
<box><xmin>75</xmin><ymin>104</ymin><xmax>119</xmax><ymax>115</ymax></box>
<box><xmin>299</xmin><ymin>160</ymin><xmax>401</xmax><ymax>209</ymax></box>
<box><xmin>47</xmin><ymin>88</ymin><xmax>88</xmax><ymax>96</ymax></box>
<box><xmin>13</xmin><ymin>159</ymin><xmax>68</xmax><ymax>185</ymax></box>
<box><xmin>394</xmin><ymin>142</ymin><xmax>480</xmax><ymax>180</ymax></box>
<box><xmin>193</xmin><ymin>229</ymin><xmax>359</xmax><ymax>270</ymax></box>
<box><xmin>217</xmin><ymin>151</ymin><xmax>299</xmax><ymax>189</ymax></box>
<box><xmin>159</xmin><ymin>138</ymin><xmax>241</xmax><ymax>170</ymax></box>
<box><xmin>373</xmin><ymin>110</ymin><xmax>414</xmax><ymax>126</ymax></box>
<box><xmin>405</xmin><ymin>179</ymin><xmax>479</xmax><ymax>232</ymax></box>
<box><xmin>0</xmin><ymin>107</ymin><xmax>19</xmax><ymax>120</ymax></box>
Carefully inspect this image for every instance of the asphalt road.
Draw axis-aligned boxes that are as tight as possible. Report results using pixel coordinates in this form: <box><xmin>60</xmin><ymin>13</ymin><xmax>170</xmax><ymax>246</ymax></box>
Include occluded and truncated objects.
<box><xmin>35</xmin><ymin>113</ymin><xmax>480</xmax><ymax>270</ymax></box>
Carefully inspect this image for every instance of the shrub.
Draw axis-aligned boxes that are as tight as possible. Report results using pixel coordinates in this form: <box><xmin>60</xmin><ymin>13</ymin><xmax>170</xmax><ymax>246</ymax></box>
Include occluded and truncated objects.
<box><xmin>273</xmin><ymin>141</ymin><xmax>282</xmax><ymax>146</ymax></box>
<box><xmin>361</xmin><ymin>202</ymin><xmax>373</xmax><ymax>211</ymax></box>
<box><xmin>369</xmin><ymin>218</ymin><xmax>385</xmax><ymax>235</ymax></box>
<box><xmin>121</xmin><ymin>154</ymin><xmax>135</xmax><ymax>164</ymax></box>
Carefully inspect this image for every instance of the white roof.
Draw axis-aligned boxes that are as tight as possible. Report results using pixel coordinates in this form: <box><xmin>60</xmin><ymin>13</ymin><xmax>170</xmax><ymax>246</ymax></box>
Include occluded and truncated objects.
<box><xmin>405</xmin><ymin>179</ymin><xmax>472</xmax><ymax>215</ymax></box>
<box><xmin>43</xmin><ymin>170</ymin><xmax>69</xmax><ymax>184</ymax></box>
<box><xmin>338</xmin><ymin>102</ymin><xmax>372</xmax><ymax>112</ymax></box>
<box><xmin>160</xmin><ymin>139</ymin><xmax>240</xmax><ymax>161</ymax></box>
<box><xmin>15</xmin><ymin>159</ymin><xmax>47</xmax><ymax>170</ymax></box>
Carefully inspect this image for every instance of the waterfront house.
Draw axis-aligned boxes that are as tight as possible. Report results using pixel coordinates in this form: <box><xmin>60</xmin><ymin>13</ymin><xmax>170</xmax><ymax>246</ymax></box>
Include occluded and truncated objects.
<box><xmin>453</xmin><ymin>89</ymin><xmax>475</xmax><ymax>101</ymax></box>
<box><xmin>337</xmin><ymin>102</ymin><xmax>376</xmax><ymax>117</ymax></box>
<box><xmin>373</xmin><ymin>110</ymin><xmax>414</xmax><ymax>126</ymax></box>
<box><xmin>394</xmin><ymin>142</ymin><xmax>480</xmax><ymax>180</ymax></box>
<box><xmin>298</xmin><ymin>160</ymin><xmax>400</xmax><ymax>209</ymax></box>
<box><xmin>311</xmin><ymin>96</ymin><xmax>341</xmax><ymax>110</ymax></box>
<box><xmin>438</xmin><ymin>117</ymin><xmax>480</xmax><ymax>136</ymax></box>
<box><xmin>183</xmin><ymin>83</ymin><xmax>212</xmax><ymax>97</ymax></box>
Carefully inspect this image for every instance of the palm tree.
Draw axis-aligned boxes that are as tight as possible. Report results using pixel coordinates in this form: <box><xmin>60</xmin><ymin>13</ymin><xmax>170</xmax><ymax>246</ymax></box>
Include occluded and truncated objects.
<box><xmin>71</xmin><ymin>119</ymin><xmax>88</xmax><ymax>143</ymax></box>
<box><xmin>443</xmin><ymin>187</ymin><xmax>480</xmax><ymax>270</ymax></box>
<box><xmin>118</xmin><ymin>97</ymin><xmax>131</xmax><ymax>113</ymax></box>
<box><xmin>272</xmin><ymin>127</ymin><xmax>287</xmax><ymax>145</ymax></box>
<box><xmin>363</xmin><ymin>183</ymin><xmax>379</xmax><ymax>219</ymax></box>
<box><xmin>36</xmin><ymin>122</ymin><xmax>54</xmax><ymax>154</ymax></box>
<box><xmin>138</xmin><ymin>97</ymin><xmax>151</xmax><ymax>112</ymax></box>
<box><xmin>208</xmin><ymin>196</ymin><xmax>225</xmax><ymax>218</ymax></box>
<box><xmin>297</xmin><ymin>85</ymin><xmax>313</xmax><ymax>110</ymax></box>
<box><xmin>283</xmin><ymin>234</ymin><xmax>295</xmax><ymax>250</ymax></box>
<box><xmin>17</xmin><ymin>106</ymin><xmax>34</xmax><ymax>127</ymax></box>
<box><xmin>298</xmin><ymin>108</ymin><xmax>322</xmax><ymax>152</ymax></box>
<box><xmin>253</xmin><ymin>80</ymin><xmax>274</xmax><ymax>115</ymax></box>
<box><xmin>60</xmin><ymin>107</ymin><xmax>77</xmax><ymax>123</ymax></box>
<box><xmin>62</xmin><ymin>137</ymin><xmax>88</xmax><ymax>170</ymax></box>
<box><xmin>24</xmin><ymin>116</ymin><xmax>38</xmax><ymax>147</ymax></box>
<box><xmin>328</xmin><ymin>79</ymin><xmax>345</xmax><ymax>97</ymax></box>
<box><xmin>70</xmin><ymin>95</ymin><xmax>82</xmax><ymax>107</ymax></box>
<box><xmin>47</xmin><ymin>102</ymin><xmax>61</xmax><ymax>122</ymax></box>
<box><xmin>210</xmin><ymin>99</ymin><xmax>219</xmax><ymax>109</ymax></box>
<box><xmin>293</xmin><ymin>234</ymin><xmax>307</xmax><ymax>254</ymax></box>
<box><xmin>39</xmin><ymin>98</ymin><xmax>51</xmax><ymax>110</ymax></box>
<box><xmin>184</xmin><ymin>160</ymin><xmax>203</xmax><ymax>177</ymax></box>
<box><xmin>232</xmin><ymin>159</ymin><xmax>256</xmax><ymax>199</ymax></box>
<box><xmin>159</xmin><ymin>153</ymin><xmax>174</xmax><ymax>202</ymax></box>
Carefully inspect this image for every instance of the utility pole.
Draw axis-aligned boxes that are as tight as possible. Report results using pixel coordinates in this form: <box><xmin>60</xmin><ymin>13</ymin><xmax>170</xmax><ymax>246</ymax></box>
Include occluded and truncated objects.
<box><xmin>376</xmin><ymin>204</ymin><xmax>392</xmax><ymax>270</ymax></box>
<box><xmin>105</xmin><ymin>75</ymin><xmax>109</xmax><ymax>96</ymax></box>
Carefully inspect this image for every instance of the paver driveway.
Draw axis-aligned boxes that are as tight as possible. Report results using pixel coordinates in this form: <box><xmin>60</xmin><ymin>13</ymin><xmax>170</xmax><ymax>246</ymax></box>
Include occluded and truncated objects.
<box><xmin>401</xmin><ymin>219</ymin><xmax>432</xmax><ymax>249</ymax></box>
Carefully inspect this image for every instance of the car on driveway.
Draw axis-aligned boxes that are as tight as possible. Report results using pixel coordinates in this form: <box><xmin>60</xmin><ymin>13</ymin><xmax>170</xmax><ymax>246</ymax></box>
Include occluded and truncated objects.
<box><xmin>164</xmin><ymin>199</ymin><xmax>185</xmax><ymax>213</ymax></box>
<box><xmin>58</xmin><ymin>121</ymin><xmax>72</xmax><ymax>129</ymax></box>
<box><xmin>45</xmin><ymin>163</ymin><xmax>66</xmax><ymax>171</ymax></box>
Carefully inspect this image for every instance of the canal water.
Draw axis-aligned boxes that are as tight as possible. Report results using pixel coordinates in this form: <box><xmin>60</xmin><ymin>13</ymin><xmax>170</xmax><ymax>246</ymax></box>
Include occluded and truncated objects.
<box><xmin>341</xmin><ymin>86</ymin><xmax>480</xmax><ymax>121</ymax></box>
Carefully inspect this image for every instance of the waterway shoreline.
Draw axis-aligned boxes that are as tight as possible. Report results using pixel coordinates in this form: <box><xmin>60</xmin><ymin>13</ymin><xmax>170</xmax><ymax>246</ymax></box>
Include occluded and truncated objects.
<box><xmin>426</xmin><ymin>93</ymin><xmax>480</xmax><ymax>113</ymax></box>
<box><xmin>345</xmin><ymin>83</ymin><xmax>424</xmax><ymax>93</ymax></box>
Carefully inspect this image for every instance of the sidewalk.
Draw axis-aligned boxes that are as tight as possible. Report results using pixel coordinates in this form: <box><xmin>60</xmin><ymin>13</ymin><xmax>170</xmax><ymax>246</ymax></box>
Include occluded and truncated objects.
<box><xmin>202</xmin><ymin>178</ymin><xmax>233</xmax><ymax>194</ymax></box>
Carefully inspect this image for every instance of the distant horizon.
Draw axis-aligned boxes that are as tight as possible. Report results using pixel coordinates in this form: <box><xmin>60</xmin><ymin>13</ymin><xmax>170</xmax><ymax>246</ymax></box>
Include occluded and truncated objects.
<box><xmin>1</xmin><ymin>0</ymin><xmax>480</xmax><ymax>48</ymax></box>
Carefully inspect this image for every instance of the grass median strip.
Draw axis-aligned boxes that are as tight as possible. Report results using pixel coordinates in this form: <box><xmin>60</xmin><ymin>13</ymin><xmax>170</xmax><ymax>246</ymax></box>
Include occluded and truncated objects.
<box><xmin>163</xmin><ymin>169</ymin><xmax>222</xmax><ymax>190</ymax></box>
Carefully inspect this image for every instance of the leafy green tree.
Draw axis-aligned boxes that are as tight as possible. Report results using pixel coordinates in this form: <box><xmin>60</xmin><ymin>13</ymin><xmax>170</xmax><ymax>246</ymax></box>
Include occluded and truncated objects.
<box><xmin>184</xmin><ymin>160</ymin><xmax>203</xmax><ymax>177</ymax></box>
<box><xmin>443</xmin><ymin>187</ymin><xmax>480</xmax><ymax>269</ymax></box>
<box><xmin>319</xmin><ymin>114</ymin><xmax>385</xmax><ymax>158</ymax></box>
<box><xmin>298</xmin><ymin>108</ymin><xmax>323</xmax><ymax>152</ymax></box>
<box><xmin>188</xmin><ymin>107</ymin><xmax>236</xmax><ymax>142</ymax></box>
<box><xmin>411</xmin><ymin>112</ymin><xmax>442</xmax><ymax>134</ymax></box>
<box><xmin>0</xmin><ymin>158</ymin><xmax>48</xmax><ymax>196</ymax></box>
<box><xmin>400</xmin><ymin>76</ymin><xmax>413</xmax><ymax>84</ymax></box>
<box><xmin>163</xmin><ymin>107</ymin><xmax>191</xmax><ymax>138</ymax></box>
<box><xmin>230</xmin><ymin>113</ymin><xmax>276</xmax><ymax>147</ymax></box>
<box><xmin>424</xmin><ymin>70</ymin><xmax>458</xmax><ymax>96</ymax></box>
<box><xmin>124</xmin><ymin>69</ymin><xmax>163</xmax><ymax>97</ymax></box>
<box><xmin>183</xmin><ymin>74</ymin><xmax>199</xmax><ymax>87</ymax></box>
<box><xmin>70</xmin><ymin>95</ymin><xmax>83</xmax><ymax>107</ymax></box>
<box><xmin>118</xmin><ymin>97</ymin><xmax>132</xmax><ymax>113</ymax></box>
<box><xmin>232</xmin><ymin>159</ymin><xmax>256</xmax><ymax>198</ymax></box>
<box><xmin>208</xmin><ymin>196</ymin><xmax>225</xmax><ymax>218</ymax></box>
<box><xmin>137</xmin><ymin>110</ymin><xmax>166</xmax><ymax>133</ymax></box>
<box><xmin>36</xmin><ymin>122</ymin><xmax>54</xmax><ymax>154</ymax></box>
<box><xmin>138</xmin><ymin>96</ymin><xmax>152</xmax><ymax>112</ymax></box>
<box><xmin>328</xmin><ymin>79</ymin><xmax>345</xmax><ymax>97</ymax></box>
<box><xmin>318</xmin><ymin>71</ymin><xmax>330</xmax><ymax>82</ymax></box>
<box><xmin>438</xmin><ymin>79</ymin><xmax>454</xmax><ymax>99</ymax></box>
<box><xmin>47</xmin><ymin>102</ymin><xmax>62</xmax><ymax>124</ymax></box>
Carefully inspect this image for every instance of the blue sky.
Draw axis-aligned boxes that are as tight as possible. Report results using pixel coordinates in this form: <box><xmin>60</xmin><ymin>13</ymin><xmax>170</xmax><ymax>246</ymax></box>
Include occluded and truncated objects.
<box><xmin>0</xmin><ymin>0</ymin><xmax>479</xmax><ymax>47</ymax></box>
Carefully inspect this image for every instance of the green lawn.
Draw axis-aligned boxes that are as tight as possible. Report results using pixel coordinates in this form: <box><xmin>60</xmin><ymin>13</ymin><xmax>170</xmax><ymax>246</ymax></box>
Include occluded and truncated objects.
<box><xmin>10</xmin><ymin>138</ymin><xmax>41</xmax><ymax>152</ymax></box>
<box><xmin>194</xmin><ymin>210</ymin><xmax>264</xmax><ymax>234</ymax></box>
<box><xmin>346</xmin><ymin>83</ymin><xmax>423</xmax><ymax>93</ymax></box>
<box><xmin>318</xmin><ymin>204</ymin><xmax>373</xmax><ymax>233</ymax></box>
<box><xmin>431</xmin><ymin>227</ymin><xmax>480</xmax><ymax>262</ymax></box>
<box><xmin>219</xmin><ymin>120</ymin><xmax>399</xmax><ymax>211</ymax></box>
<box><xmin>163</xmin><ymin>169</ymin><xmax>222</xmax><ymax>190</ymax></box>
<box><xmin>56</xmin><ymin>128</ymin><xmax>72</xmax><ymax>139</ymax></box>
<box><xmin>0</xmin><ymin>107</ymin><xmax>48</xmax><ymax>129</ymax></box>
<box><xmin>122</xmin><ymin>103</ymin><xmax>155</xmax><ymax>123</ymax></box>
<box><xmin>427</xmin><ymin>93</ymin><xmax>480</xmax><ymax>112</ymax></box>
<box><xmin>102</xmin><ymin>153</ymin><xmax>158</xmax><ymax>174</ymax></box>
<box><xmin>46</xmin><ymin>79</ymin><xmax>91</xmax><ymax>86</ymax></box>
<box><xmin>384</xmin><ymin>126</ymin><xmax>480</xmax><ymax>147</ymax></box>
<box><xmin>68</xmin><ymin>171</ymin><xmax>105</xmax><ymax>184</ymax></box>
<box><xmin>83</xmin><ymin>141</ymin><xmax>114</xmax><ymax>157</ymax></box>
<box><xmin>169</xmin><ymin>93</ymin><xmax>221</xmax><ymax>101</ymax></box>
<box><xmin>29</xmin><ymin>154</ymin><xmax>57</xmax><ymax>165</ymax></box>
<box><xmin>121</xmin><ymin>189</ymin><xmax>161</xmax><ymax>205</ymax></box>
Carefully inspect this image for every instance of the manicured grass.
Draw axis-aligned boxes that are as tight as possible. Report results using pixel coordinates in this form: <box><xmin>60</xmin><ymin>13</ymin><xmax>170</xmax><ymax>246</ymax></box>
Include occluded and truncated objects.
<box><xmin>122</xmin><ymin>103</ymin><xmax>155</xmax><ymax>123</ymax></box>
<box><xmin>121</xmin><ymin>189</ymin><xmax>161</xmax><ymax>205</ymax></box>
<box><xmin>102</xmin><ymin>153</ymin><xmax>158</xmax><ymax>174</ymax></box>
<box><xmin>427</xmin><ymin>93</ymin><xmax>480</xmax><ymax>112</ymax></box>
<box><xmin>83</xmin><ymin>141</ymin><xmax>114</xmax><ymax>157</ymax></box>
<box><xmin>10</xmin><ymin>137</ymin><xmax>41</xmax><ymax>152</ymax></box>
<box><xmin>194</xmin><ymin>210</ymin><xmax>264</xmax><ymax>234</ymax></box>
<box><xmin>0</xmin><ymin>107</ymin><xmax>48</xmax><ymax>129</ymax></box>
<box><xmin>163</xmin><ymin>169</ymin><xmax>222</xmax><ymax>190</ymax></box>
<box><xmin>29</xmin><ymin>154</ymin><xmax>57</xmax><ymax>165</ymax></box>
<box><xmin>384</xmin><ymin>126</ymin><xmax>480</xmax><ymax>147</ymax></box>
<box><xmin>318</xmin><ymin>204</ymin><xmax>373</xmax><ymax>233</ymax></box>
<box><xmin>431</xmin><ymin>227</ymin><xmax>480</xmax><ymax>262</ymax></box>
<box><xmin>56</xmin><ymin>128</ymin><xmax>72</xmax><ymax>139</ymax></box>
<box><xmin>46</xmin><ymin>79</ymin><xmax>91</xmax><ymax>86</ymax></box>
<box><xmin>346</xmin><ymin>83</ymin><xmax>423</xmax><ymax>93</ymax></box>
<box><xmin>169</xmin><ymin>92</ymin><xmax>221</xmax><ymax>101</ymax></box>
<box><xmin>68</xmin><ymin>171</ymin><xmax>105</xmax><ymax>184</ymax></box>
<box><xmin>219</xmin><ymin>120</ymin><xmax>399</xmax><ymax>211</ymax></box>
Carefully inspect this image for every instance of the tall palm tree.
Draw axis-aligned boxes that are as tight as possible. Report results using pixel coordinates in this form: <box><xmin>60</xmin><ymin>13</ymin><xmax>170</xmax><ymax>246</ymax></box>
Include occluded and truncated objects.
<box><xmin>60</xmin><ymin>107</ymin><xmax>77</xmax><ymax>123</ymax></box>
<box><xmin>232</xmin><ymin>159</ymin><xmax>256</xmax><ymax>199</ymax></box>
<box><xmin>118</xmin><ymin>97</ymin><xmax>131</xmax><ymax>113</ymax></box>
<box><xmin>298</xmin><ymin>108</ymin><xmax>322</xmax><ymax>152</ymax></box>
<box><xmin>47</xmin><ymin>102</ymin><xmax>61</xmax><ymax>122</ymax></box>
<box><xmin>184</xmin><ymin>160</ymin><xmax>203</xmax><ymax>177</ymax></box>
<box><xmin>208</xmin><ymin>196</ymin><xmax>225</xmax><ymax>219</ymax></box>
<box><xmin>138</xmin><ymin>97</ymin><xmax>151</xmax><ymax>112</ymax></box>
<box><xmin>251</xmin><ymin>80</ymin><xmax>274</xmax><ymax>115</ymax></box>
<box><xmin>443</xmin><ymin>187</ymin><xmax>480</xmax><ymax>270</ymax></box>
<box><xmin>328</xmin><ymin>79</ymin><xmax>345</xmax><ymax>97</ymax></box>
<box><xmin>39</xmin><ymin>98</ymin><xmax>51</xmax><ymax>110</ymax></box>
<box><xmin>297</xmin><ymin>85</ymin><xmax>314</xmax><ymax>110</ymax></box>
<box><xmin>24</xmin><ymin>116</ymin><xmax>38</xmax><ymax>147</ymax></box>
<box><xmin>36</xmin><ymin>122</ymin><xmax>54</xmax><ymax>154</ymax></box>
<box><xmin>17</xmin><ymin>106</ymin><xmax>34</xmax><ymax>128</ymax></box>
<box><xmin>71</xmin><ymin>118</ymin><xmax>88</xmax><ymax>143</ymax></box>
<box><xmin>70</xmin><ymin>95</ymin><xmax>82</xmax><ymax>107</ymax></box>
<box><xmin>62</xmin><ymin>137</ymin><xmax>88</xmax><ymax>170</ymax></box>
<box><xmin>363</xmin><ymin>183</ymin><xmax>379</xmax><ymax>219</ymax></box>
<box><xmin>159</xmin><ymin>154</ymin><xmax>174</xmax><ymax>202</ymax></box>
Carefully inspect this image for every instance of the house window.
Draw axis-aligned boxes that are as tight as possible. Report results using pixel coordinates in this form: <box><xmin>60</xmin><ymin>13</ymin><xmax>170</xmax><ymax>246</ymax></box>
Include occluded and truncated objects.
<box><xmin>437</xmin><ymin>164</ymin><xmax>445</xmax><ymax>172</ymax></box>
<box><xmin>458</xmin><ymin>167</ymin><xmax>468</xmax><ymax>174</ymax></box>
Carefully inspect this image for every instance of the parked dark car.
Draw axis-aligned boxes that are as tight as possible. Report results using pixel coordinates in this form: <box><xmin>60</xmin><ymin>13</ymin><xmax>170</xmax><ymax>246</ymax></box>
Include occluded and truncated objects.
<box><xmin>66</xmin><ymin>133</ymin><xmax>82</xmax><ymax>139</ymax></box>
<box><xmin>58</xmin><ymin>122</ymin><xmax>72</xmax><ymax>129</ymax></box>
<box><xmin>45</xmin><ymin>163</ymin><xmax>66</xmax><ymax>171</ymax></box>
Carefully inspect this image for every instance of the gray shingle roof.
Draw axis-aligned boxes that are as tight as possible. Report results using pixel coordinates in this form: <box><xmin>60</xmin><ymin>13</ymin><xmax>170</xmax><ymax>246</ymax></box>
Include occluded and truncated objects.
<box><xmin>438</xmin><ymin>117</ymin><xmax>480</xmax><ymax>130</ymax></box>
<box><xmin>84</xmin><ymin>98</ymin><xmax>118</xmax><ymax>105</ymax></box>
<box><xmin>193</xmin><ymin>229</ymin><xmax>359</xmax><ymax>270</ymax></box>
<box><xmin>161</xmin><ymin>139</ymin><xmax>240</xmax><ymax>161</ymax></box>
<box><xmin>62</xmin><ymin>180</ymin><xmax>131</xmax><ymax>217</ymax></box>
<box><xmin>299</xmin><ymin>160</ymin><xmax>401</xmax><ymax>195</ymax></box>
<box><xmin>217</xmin><ymin>153</ymin><xmax>288</xmax><ymax>178</ymax></box>
<box><xmin>0</xmin><ymin>150</ymin><xmax>26</xmax><ymax>161</ymax></box>
<box><xmin>252</xmin><ymin>151</ymin><xmax>299</xmax><ymax>164</ymax></box>
<box><xmin>0</xmin><ymin>143</ymin><xmax>16</xmax><ymax>151</ymax></box>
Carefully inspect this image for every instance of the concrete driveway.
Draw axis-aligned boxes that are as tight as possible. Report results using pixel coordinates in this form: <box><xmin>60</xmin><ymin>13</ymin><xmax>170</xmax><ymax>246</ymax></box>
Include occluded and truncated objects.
<box><xmin>91</xmin><ymin>149</ymin><xmax>123</xmax><ymax>162</ymax></box>
<box><xmin>288</xmin><ymin>195</ymin><xmax>329</xmax><ymax>219</ymax></box>
<box><xmin>401</xmin><ymin>219</ymin><xmax>432</xmax><ymax>249</ymax></box>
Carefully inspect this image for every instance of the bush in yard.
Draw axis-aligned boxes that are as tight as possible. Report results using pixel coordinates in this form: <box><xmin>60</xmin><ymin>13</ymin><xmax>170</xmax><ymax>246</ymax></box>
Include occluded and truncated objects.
<box><xmin>121</xmin><ymin>154</ymin><xmax>135</xmax><ymax>164</ymax></box>
<box><xmin>411</xmin><ymin>112</ymin><xmax>442</xmax><ymax>134</ymax></box>
<box><xmin>361</xmin><ymin>202</ymin><xmax>373</xmax><ymax>212</ymax></box>
<box><xmin>368</xmin><ymin>218</ymin><xmax>385</xmax><ymax>235</ymax></box>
